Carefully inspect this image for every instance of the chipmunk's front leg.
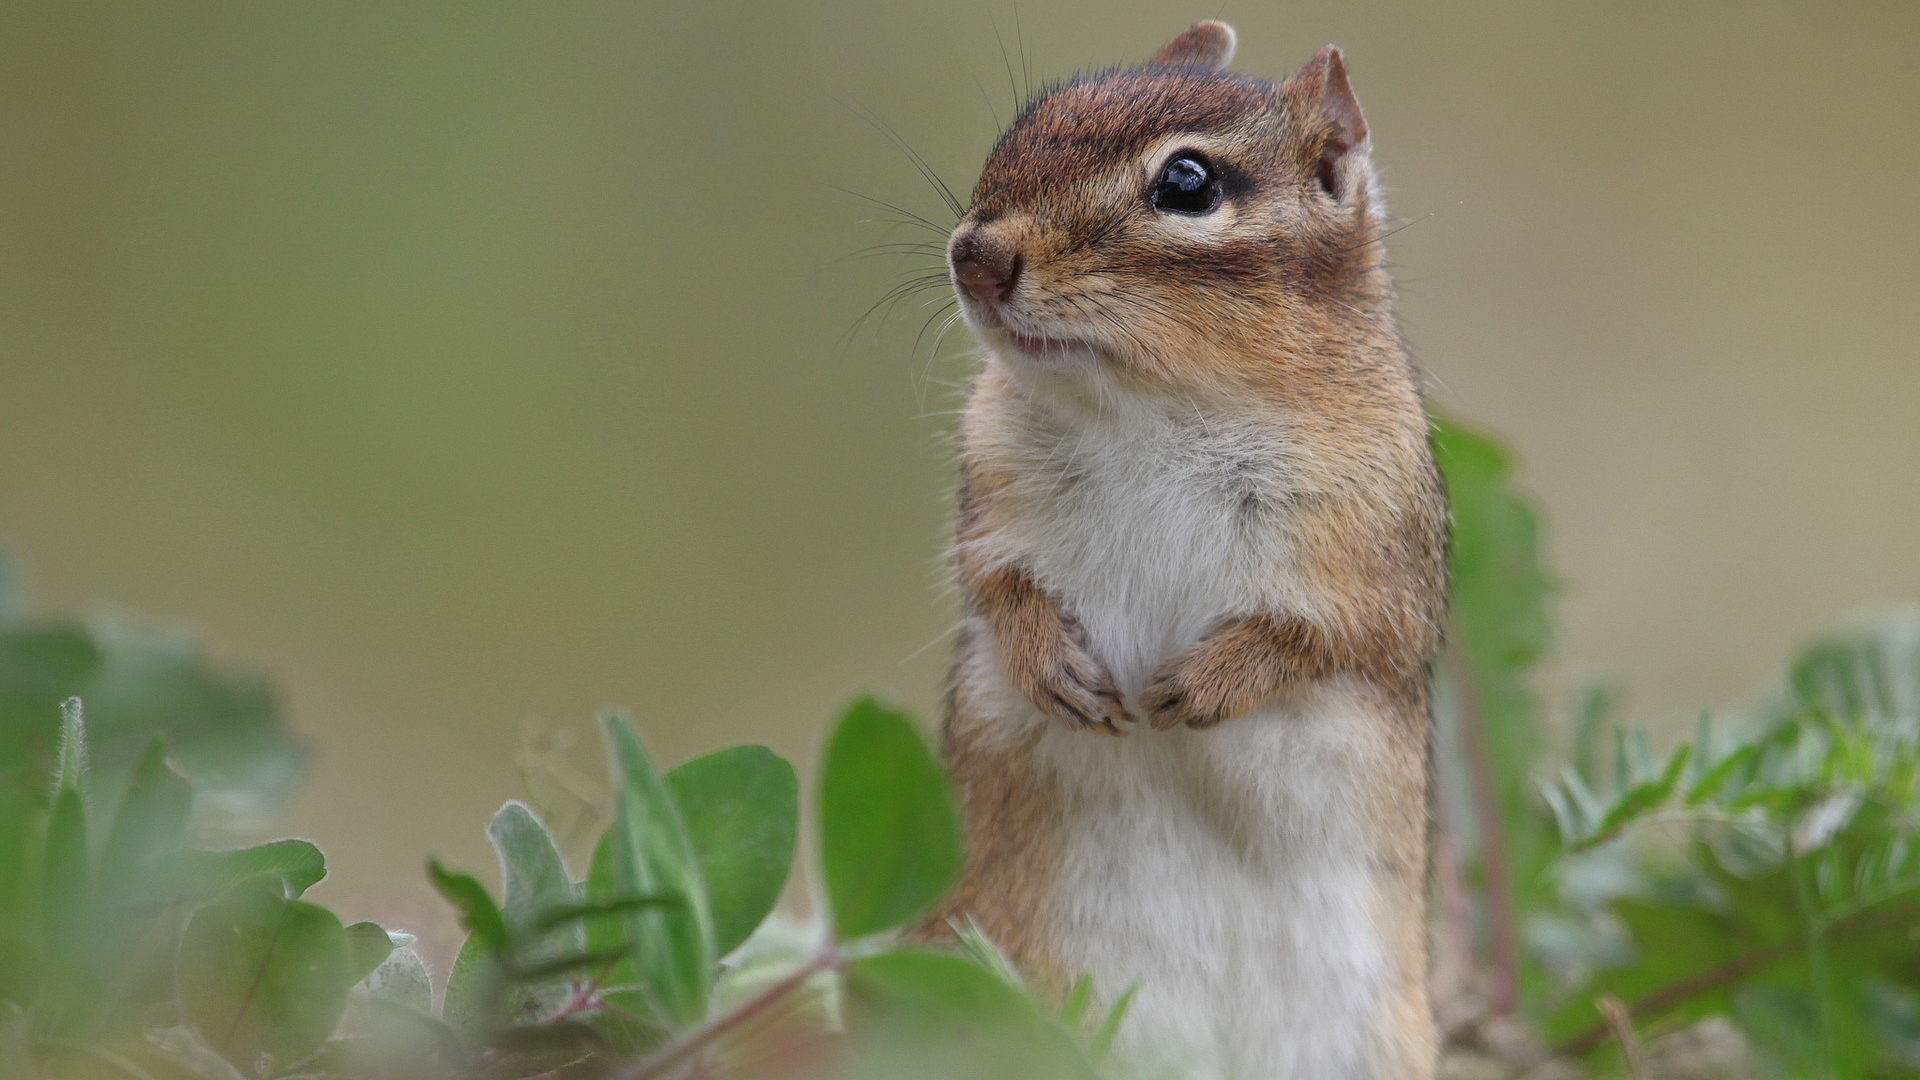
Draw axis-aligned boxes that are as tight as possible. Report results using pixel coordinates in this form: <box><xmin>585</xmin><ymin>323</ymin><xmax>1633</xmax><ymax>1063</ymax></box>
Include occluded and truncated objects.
<box><xmin>1142</xmin><ymin>613</ymin><xmax>1331</xmax><ymax>731</ymax></box>
<box><xmin>973</xmin><ymin>566</ymin><xmax>1133</xmax><ymax>735</ymax></box>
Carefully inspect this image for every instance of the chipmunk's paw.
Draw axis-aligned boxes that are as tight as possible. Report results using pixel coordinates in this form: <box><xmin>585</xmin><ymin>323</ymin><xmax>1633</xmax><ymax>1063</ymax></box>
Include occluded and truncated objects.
<box><xmin>1142</xmin><ymin>650</ymin><xmax>1235</xmax><ymax>731</ymax></box>
<box><xmin>1022</xmin><ymin>615</ymin><xmax>1131</xmax><ymax>735</ymax></box>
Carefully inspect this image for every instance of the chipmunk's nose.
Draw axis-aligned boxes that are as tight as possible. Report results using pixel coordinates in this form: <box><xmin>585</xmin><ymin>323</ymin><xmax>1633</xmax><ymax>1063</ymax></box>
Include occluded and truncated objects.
<box><xmin>950</xmin><ymin>229</ymin><xmax>1022</xmax><ymax>304</ymax></box>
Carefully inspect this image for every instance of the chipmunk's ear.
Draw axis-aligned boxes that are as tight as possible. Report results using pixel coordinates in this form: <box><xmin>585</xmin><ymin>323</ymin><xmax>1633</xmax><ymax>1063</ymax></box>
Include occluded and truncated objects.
<box><xmin>1283</xmin><ymin>45</ymin><xmax>1371</xmax><ymax>201</ymax></box>
<box><xmin>1152</xmin><ymin>21</ymin><xmax>1236</xmax><ymax>71</ymax></box>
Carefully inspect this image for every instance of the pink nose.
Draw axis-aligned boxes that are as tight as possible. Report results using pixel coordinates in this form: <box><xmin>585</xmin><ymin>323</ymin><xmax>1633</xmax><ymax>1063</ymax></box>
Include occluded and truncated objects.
<box><xmin>950</xmin><ymin>230</ymin><xmax>1021</xmax><ymax>304</ymax></box>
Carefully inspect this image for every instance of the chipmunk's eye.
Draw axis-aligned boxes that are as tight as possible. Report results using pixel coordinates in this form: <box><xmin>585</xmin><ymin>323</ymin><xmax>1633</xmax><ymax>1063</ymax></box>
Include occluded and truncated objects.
<box><xmin>1151</xmin><ymin>155</ymin><xmax>1220</xmax><ymax>214</ymax></box>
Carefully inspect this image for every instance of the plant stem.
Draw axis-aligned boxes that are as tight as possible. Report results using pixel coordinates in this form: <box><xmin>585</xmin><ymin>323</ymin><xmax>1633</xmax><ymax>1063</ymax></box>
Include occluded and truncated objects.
<box><xmin>1430</xmin><ymin>806</ymin><xmax>1479</xmax><ymax>1033</ymax></box>
<box><xmin>1556</xmin><ymin>901</ymin><xmax>1918</xmax><ymax>1057</ymax></box>
<box><xmin>1595</xmin><ymin>996</ymin><xmax>1646</xmax><ymax>1080</ymax></box>
<box><xmin>1447</xmin><ymin>646</ymin><xmax>1519</xmax><ymax>1015</ymax></box>
<box><xmin>1790</xmin><ymin>851</ymin><xmax>1838</xmax><ymax>1080</ymax></box>
<box><xmin>611</xmin><ymin>946</ymin><xmax>840</xmax><ymax>1080</ymax></box>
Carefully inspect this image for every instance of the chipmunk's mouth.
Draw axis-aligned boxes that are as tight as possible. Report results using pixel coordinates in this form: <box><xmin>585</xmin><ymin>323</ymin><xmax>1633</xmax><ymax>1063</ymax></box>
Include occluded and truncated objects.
<box><xmin>964</xmin><ymin>305</ymin><xmax>1103</xmax><ymax>369</ymax></box>
<box><xmin>1001</xmin><ymin>328</ymin><xmax>1095</xmax><ymax>364</ymax></box>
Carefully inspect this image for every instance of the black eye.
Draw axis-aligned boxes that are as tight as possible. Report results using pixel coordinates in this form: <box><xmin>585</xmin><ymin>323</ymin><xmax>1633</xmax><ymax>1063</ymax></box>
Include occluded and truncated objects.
<box><xmin>1151</xmin><ymin>155</ymin><xmax>1221</xmax><ymax>214</ymax></box>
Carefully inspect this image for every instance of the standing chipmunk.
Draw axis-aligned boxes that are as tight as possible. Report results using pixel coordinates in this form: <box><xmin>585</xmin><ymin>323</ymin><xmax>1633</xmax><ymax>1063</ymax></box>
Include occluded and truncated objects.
<box><xmin>929</xmin><ymin>22</ymin><xmax>1448</xmax><ymax>1080</ymax></box>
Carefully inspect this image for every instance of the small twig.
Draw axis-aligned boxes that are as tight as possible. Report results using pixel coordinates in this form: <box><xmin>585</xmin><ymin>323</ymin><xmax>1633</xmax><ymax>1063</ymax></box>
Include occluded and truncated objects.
<box><xmin>1559</xmin><ymin>942</ymin><xmax>1794</xmax><ymax>1058</ymax></box>
<box><xmin>1596</xmin><ymin>996</ymin><xmax>1646</xmax><ymax>1079</ymax></box>
<box><xmin>1430</xmin><ymin>813</ymin><xmax>1480</xmax><ymax>1036</ymax></box>
<box><xmin>1447</xmin><ymin>645</ymin><xmax>1520</xmax><ymax>1015</ymax></box>
<box><xmin>1557</xmin><ymin>901</ymin><xmax>1919</xmax><ymax>1057</ymax></box>
<box><xmin>610</xmin><ymin>946</ymin><xmax>840</xmax><ymax>1080</ymax></box>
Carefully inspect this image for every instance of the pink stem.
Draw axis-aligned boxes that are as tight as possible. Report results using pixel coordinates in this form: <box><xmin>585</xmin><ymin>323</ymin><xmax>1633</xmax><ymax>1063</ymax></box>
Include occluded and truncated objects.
<box><xmin>1448</xmin><ymin>645</ymin><xmax>1519</xmax><ymax>1016</ymax></box>
<box><xmin>611</xmin><ymin>946</ymin><xmax>840</xmax><ymax>1080</ymax></box>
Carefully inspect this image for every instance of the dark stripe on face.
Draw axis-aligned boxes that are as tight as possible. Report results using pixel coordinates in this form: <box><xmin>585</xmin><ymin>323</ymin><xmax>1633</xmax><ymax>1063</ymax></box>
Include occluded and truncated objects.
<box><xmin>973</xmin><ymin>70</ymin><xmax>1274</xmax><ymax>214</ymax></box>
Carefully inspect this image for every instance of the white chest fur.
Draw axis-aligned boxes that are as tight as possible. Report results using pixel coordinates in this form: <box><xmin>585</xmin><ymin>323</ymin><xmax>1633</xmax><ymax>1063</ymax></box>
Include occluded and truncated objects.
<box><xmin>974</xmin><ymin>372</ymin><xmax>1398</xmax><ymax>1079</ymax></box>
<box><xmin>982</xmin><ymin>381</ymin><xmax>1308</xmax><ymax>695</ymax></box>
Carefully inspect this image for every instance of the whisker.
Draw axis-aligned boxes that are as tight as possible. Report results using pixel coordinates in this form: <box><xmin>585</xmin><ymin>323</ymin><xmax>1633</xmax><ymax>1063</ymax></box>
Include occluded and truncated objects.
<box><xmin>838</xmin><ymin>96</ymin><xmax>966</xmax><ymax>220</ymax></box>
<box><xmin>1276</xmin><ymin>213</ymin><xmax>1435</xmax><ymax>265</ymax></box>
<box><xmin>971</xmin><ymin>74</ymin><xmax>1003</xmax><ymax>131</ymax></box>
<box><xmin>913</xmin><ymin>297</ymin><xmax>962</xmax><ymax>356</ymax></box>
<box><xmin>989</xmin><ymin>11</ymin><xmax>1025</xmax><ymax>111</ymax></box>
<box><xmin>844</xmin><ymin>272</ymin><xmax>956</xmax><ymax>345</ymax></box>
<box><xmin>912</xmin><ymin>302</ymin><xmax>965</xmax><ymax>412</ymax></box>
<box><xmin>929</xmin><ymin>307</ymin><xmax>968</xmax><ymax>357</ymax></box>
<box><xmin>1081</xmin><ymin>298</ymin><xmax>1155</xmax><ymax>361</ymax></box>
<box><xmin>837</xmin><ymin>242</ymin><xmax>949</xmax><ymax>265</ymax></box>
<box><xmin>836</xmin><ymin>188</ymin><xmax>953</xmax><ymax>236</ymax></box>
<box><xmin>1014</xmin><ymin>1</ymin><xmax>1032</xmax><ymax>105</ymax></box>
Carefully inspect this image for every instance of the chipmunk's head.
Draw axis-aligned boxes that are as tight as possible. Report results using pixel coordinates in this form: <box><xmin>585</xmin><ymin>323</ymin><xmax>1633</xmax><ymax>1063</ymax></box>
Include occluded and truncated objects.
<box><xmin>949</xmin><ymin>23</ymin><xmax>1384</xmax><ymax>388</ymax></box>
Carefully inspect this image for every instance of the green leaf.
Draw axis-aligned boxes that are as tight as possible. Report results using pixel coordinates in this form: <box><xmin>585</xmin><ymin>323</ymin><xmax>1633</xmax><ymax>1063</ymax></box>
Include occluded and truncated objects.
<box><xmin>442</xmin><ymin>931</ymin><xmax>507</xmax><ymax>1038</ymax></box>
<box><xmin>586</xmin><ymin>992</ymin><xmax>670</xmax><ymax>1056</ymax></box>
<box><xmin>842</xmin><ymin>950</ymin><xmax>1098</xmax><ymax>1079</ymax></box>
<box><xmin>1864</xmin><ymin>981</ymin><xmax>1920</xmax><ymax>1069</ymax></box>
<box><xmin>1572</xmin><ymin>744</ymin><xmax>1693</xmax><ymax>853</ymax></box>
<box><xmin>950</xmin><ymin>916</ymin><xmax>1025</xmax><ymax>989</ymax></box>
<box><xmin>427</xmin><ymin>860</ymin><xmax>511</xmax><ymax>954</ymax></box>
<box><xmin>479</xmin><ymin>802</ymin><xmax>583</xmax><ymax>1017</ymax></box>
<box><xmin>319</xmin><ymin>1004</ymin><xmax>466</xmax><ymax>1078</ymax></box>
<box><xmin>145</xmin><ymin>1026</ymin><xmax>249</xmax><ymax>1080</ymax></box>
<box><xmin>534</xmin><ymin>894</ymin><xmax>680</xmax><ymax>931</ymax></box>
<box><xmin>0</xmin><ymin>787</ymin><xmax>36</xmax><ymax>977</ymax></box>
<box><xmin>486</xmin><ymin>1018</ymin><xmax>603</xmax><ymax>1077</ymax></box>
<box><xmin>0</xmin><ymin>629</ymin><xmax>100</xmax><ymax>792</ymax></box>
<box><xmin>581</xmin><ymin>834</ymin><xmax>646</xmax><ymax>1009</ymax></box>
<box><xmin>344</xmin><ymin>921</ymin><xmax>396</xmax><ymax>985</ymax></box>
<box><xmin>1058</xmin><ymin>974</ymin><xmax>1092</xmax><ymax>1030</ymax></box>
<box><xmin>507</xmin><ymin>945</ymin><xmax>634</xmax><ymax>984</ymax></box>
<box><xmin>0</xmin><ymin>611</ymin><xmax>300</xmax><ymax>812</ymax></box>
<box><xmin>1432</xmin><ymin>418</ymin><xmax>1562</xmax><ymax>1002</ymax></box>
<box><xmin>818</xmin><ymin>697</ymin><xmax>958</xmax><ymax>939</ymax></box>
<box><xmin>65</xmin><ymin>617</ymin><xmax>301</xmax><ymax>805</ymax></box>
<box><xmin>1686</xmin><ymin>741</ymin><xmax>1762</xmax><ymax>806</ymax></box>
<box><xmin>488</xmin><ymin>802</ymin><xmax>579</xmax><ymax>949</ymax></box>
<box><xmin>35</xmin><ymin>782</ymin><xmax>91</xmax><ymax>1035</ymax></box>
<box><xmin>364</xmin><ymin>946</ymin><xmax>434</xmax><ymax>1014</ymax></box>
<box><xmin>1088</xmin><ymin>984</ymin><xmax>1137</xmax><ymax>1064</ymax></box>
<box><xmin>177</xmin><ymin>877</ymin><xmax>357</xmax><ymax>1069</ymax></box>
<box><xmin>40</xmin><ymin>784</ymin><xmax>89</xmax><ymax>958</ymax></box>
<box><xmin>42</xmin><ymin>744</ymin><xmax>188</xmax><ymax>1041</ymax></box>
<box><xmin>176</xmin><ymin>838</ymin><xmax>326</xmax><ymax>899</ymax></box>
<box><xmin>98</xmin><ymin>739</ymin><xmax>193</xmax><ymax>896</ymax></box>
<box><xmin>665</xmin><ymin>745</ymin><xmax>797</xmax><ymax>956</ymax></box>
<box><xmin>592</xmin><ymin>713</ymin><xmax>714</xmax><ymax>1026</ymax></box>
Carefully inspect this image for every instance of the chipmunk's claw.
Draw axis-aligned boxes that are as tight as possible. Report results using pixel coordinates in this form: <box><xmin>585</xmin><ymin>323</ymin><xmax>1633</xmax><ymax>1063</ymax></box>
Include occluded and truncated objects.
<box><xmin>1142</xmin><ymin>662</ymin><xmax>1228</xmax><ymax>731</ymax></box>
<box><xmin>1037</xmin><ymin>655</ymin><xmax>1133</xmax><ymax>734</ymax></box>
<box><xmin>1022</xmin><ymin>626</ymin><xmax>1130</xmax><ymax>735</ymax></box>
<box><xmin>1020</xmin><ymin>614</ymin><xmax>1125</xmax><ymax>734</ymax></box>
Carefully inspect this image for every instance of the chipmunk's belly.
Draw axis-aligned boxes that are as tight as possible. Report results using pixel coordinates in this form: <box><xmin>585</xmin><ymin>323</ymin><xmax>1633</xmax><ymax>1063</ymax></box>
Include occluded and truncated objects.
<box><xmin>1014</xmin><ymin>424</ymin><xmax>1396</xmax><ymax>1079</ymax></box>
<box><xmin>1032</xmin><ymin>686</ymin><xmax>1396</xmax><ymax>1080</ymax></box>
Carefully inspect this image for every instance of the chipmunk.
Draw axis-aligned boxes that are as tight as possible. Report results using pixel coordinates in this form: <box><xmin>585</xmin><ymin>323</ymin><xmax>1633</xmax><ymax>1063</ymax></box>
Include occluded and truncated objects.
<box><xmin>929</xmin><ymin>22</ymin><xmax>1448</xmax><ymax>1080</ymax></box>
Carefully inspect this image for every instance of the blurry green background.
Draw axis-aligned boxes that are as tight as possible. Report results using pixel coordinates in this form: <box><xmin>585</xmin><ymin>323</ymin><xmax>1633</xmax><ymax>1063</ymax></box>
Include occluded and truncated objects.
<box><xmin>2</xmin><ymin>0</ymin><xmax>1915</xmax><ymax>907</ymax></box>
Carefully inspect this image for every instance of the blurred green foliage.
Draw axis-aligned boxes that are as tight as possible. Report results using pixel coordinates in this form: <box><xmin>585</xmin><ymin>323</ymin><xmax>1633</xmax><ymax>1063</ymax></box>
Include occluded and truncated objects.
<box><xmin>0</xmin><ymin>586</ymin><xmax>300</xmax><ymax>826</ymax></box>
<box><xmin>1536</xmin><ymin>616</ymin><xmax>1920</xmax><ymax>1077</ymax></box>
<box><xmin>0</xmin><ymin>664</ymin><xmax>1119</xmax><ymax>1078</ymax></box>
<box><xmin>1439</xmin><ymin>419</ymin><xmax>1920</xmax><ymax>1079</ymax></box>
<box><xmin>1</xmin><ymin>417</ymin><xmax>1917</xmax><ymax>1078</ymax></box>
